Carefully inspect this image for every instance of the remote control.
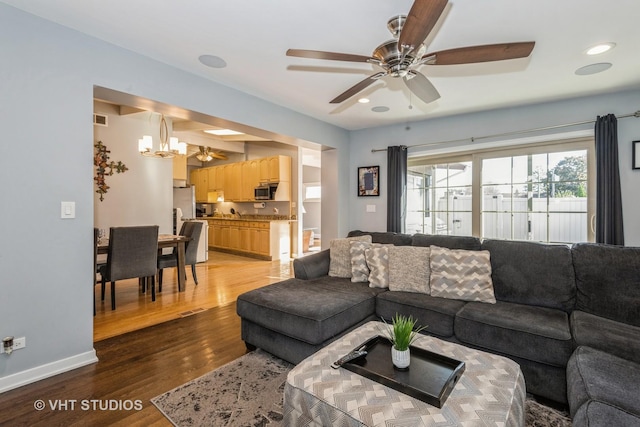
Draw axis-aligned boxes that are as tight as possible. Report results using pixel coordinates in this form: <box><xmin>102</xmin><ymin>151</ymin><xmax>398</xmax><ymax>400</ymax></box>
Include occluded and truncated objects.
<box><xmin>331</xmin><ymin>350</ymin><xmax>368</xmax><ymax>369</ymax></box>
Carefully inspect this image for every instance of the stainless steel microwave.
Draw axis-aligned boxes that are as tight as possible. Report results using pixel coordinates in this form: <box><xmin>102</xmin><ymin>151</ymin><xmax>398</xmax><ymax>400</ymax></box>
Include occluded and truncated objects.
<box><xmin>254</xmin><ymin>183</ymin><xmax>278</xmax><ymax>200</ymax></box>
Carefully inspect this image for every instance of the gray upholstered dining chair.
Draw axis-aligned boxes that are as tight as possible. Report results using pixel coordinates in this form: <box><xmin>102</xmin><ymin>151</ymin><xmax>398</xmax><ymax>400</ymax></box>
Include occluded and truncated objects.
<box><xmin>157</xmin><ymin>221</ymin><xmax>203</xmax><ymax>291</ymax></box>
<box><xmin>99</xmin><ymin>225</ymin><xmax>159</xmax><ymax>310</ymax></box>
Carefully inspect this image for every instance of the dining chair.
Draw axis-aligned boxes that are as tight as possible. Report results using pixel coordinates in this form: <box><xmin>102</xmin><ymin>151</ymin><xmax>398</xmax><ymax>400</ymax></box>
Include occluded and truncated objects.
<box><xmin>99</xmin><ymin>225</ymin><xmax>159</xmax><ymax>310</ymax></box>
<box><xmin>157</xmin><ymin>221</ymin><xmax>203</xmax><ymax>291</ymax></box>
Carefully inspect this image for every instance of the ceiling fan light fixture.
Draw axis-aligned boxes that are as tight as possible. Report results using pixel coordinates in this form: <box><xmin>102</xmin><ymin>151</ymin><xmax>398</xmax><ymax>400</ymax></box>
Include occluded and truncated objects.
<box><xmin>586</xmin><ymin>42</ymin><xmax>616</xmax><ymax>55</ymax></box>
<box><xmin>196</xmin><ymin>153</ymin><xmax>213</xmax><ymax>162</ymax></box>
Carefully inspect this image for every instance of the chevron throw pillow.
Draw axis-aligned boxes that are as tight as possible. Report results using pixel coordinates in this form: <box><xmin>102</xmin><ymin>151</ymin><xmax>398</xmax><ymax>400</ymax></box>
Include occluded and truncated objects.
<box><xmin>365</xmin><ymin>246</ymin><xmax>390</xmax><ymax>288</ymax></box>
<box><xmin>429</xmin><ymin>245</ymin><xmax>496</xmax><ymax>303</ymax></box>
<box><xmin>349</xmin><ymin>240</ymin><xmax>372</xmax><ymax>282</ymax></box>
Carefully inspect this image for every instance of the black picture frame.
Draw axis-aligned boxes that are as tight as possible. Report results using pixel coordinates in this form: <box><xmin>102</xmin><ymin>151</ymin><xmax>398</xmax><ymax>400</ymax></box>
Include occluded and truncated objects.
<box><xmin>634</xmin><ymin>141</ymin><xmax>640</xmax><ymax>170</ymax></box>
<box><xmin>358</xmin><ymin>165</ymin><xmax>380</xmax><ymax>197</ymax></box>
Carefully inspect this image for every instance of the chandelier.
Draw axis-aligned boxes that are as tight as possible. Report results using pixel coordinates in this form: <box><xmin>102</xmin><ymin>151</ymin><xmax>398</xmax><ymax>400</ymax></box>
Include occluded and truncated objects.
<box><xmin>138</xmin><ymin>115</ymin><xmax>187</xmax><ymax>158</ymax></box>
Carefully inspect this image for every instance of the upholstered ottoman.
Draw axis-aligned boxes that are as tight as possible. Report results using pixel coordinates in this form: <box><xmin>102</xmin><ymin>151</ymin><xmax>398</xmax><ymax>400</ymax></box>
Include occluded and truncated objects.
<box><xmin>237</xmin><ymin>276</ymin><xmax>384</xmax><ymax>364</ymax></box>
<box><xmin>567</xmin><ymin>346</ymin><xmax>640</xmax><ymax>426</ymax></box>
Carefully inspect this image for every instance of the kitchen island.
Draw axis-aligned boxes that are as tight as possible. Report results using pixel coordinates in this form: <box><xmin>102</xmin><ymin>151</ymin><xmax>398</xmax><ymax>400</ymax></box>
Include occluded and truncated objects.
<box><xmin>202</xmin><ymin>216</ymin><xmax>292</xmax><ymax>261</ymax></box>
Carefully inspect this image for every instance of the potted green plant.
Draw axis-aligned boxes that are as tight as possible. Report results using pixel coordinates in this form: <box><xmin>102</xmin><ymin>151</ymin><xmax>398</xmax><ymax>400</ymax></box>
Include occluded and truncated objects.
<box><xmin>382</xmin><ymin>314</ymin><xmax>427</xmax><ymax>369</ymax></box>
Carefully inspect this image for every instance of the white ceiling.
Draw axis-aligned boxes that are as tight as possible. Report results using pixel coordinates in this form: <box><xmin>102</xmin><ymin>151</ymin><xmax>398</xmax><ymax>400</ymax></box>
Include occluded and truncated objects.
<box><xmin>5</xmin><ymin>0</ymin><xmax>640</xmax><ymax>131</ymax></box>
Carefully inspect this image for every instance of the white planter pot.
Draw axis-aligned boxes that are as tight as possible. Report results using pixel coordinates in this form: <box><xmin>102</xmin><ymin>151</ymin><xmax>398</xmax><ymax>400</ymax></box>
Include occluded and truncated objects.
<box><xmin>391</xmin><ymin>347</ymin><xmax>410</xmax><ymax>369</ymax></box>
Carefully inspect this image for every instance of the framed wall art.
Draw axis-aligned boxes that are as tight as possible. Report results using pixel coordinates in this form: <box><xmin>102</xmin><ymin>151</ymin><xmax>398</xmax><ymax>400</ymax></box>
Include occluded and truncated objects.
<box><xmin>633</xmin><ymin>141</ymin><xmax>640</xmax><ymax>170</ymax></box>
<box><xmin>358</xmin><ymin>165</ymin><xmax>379</xmax><ymax>197</ymax></box>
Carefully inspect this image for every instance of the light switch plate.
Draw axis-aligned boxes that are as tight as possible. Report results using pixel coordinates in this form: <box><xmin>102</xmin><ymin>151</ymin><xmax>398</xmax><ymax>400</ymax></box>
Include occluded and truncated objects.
<box><xmin>61</xmin><ymin>201</ymin><xmax>76</xmax><ymax>219</ymax></box>
<box><xmin>366</xmin><ymin>204</ymin><xmax>376</xmax><ymax>213</ymax></box>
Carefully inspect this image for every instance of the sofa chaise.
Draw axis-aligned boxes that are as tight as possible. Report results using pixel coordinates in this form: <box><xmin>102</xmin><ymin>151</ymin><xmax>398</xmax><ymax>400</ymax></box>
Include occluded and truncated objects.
<box><xmin>236</xmin><ymin>231</ymin><xmax>640</xmax><ymax>425</ymax></box>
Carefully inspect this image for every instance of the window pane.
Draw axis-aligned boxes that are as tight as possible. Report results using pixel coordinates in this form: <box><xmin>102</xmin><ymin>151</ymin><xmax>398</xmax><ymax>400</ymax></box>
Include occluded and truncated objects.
<box><xmin>549</xmin><ymin>213</ymin><xmax>588</xmax><ymax>242</ymax></box>
<box><xmin>407</xmin><ymin>161</ymin><xmax>472</xmax><ymax>236</ymax></box>
<box><xmin>480</xmin><ymin>149</ymin><xmax>588</xmax><ymax>243</ymax></box>
<box><xmin>482</xmin><ymin>211</ymin><xmax>510</xmax><ymax>239</ymax></box>
<box><xmin>482</xmin><ymin>157</ymin><xmax>511</xmax><ymax>184</ymax></box>
<box><xmin>408</xmin><ymin>144</ymin><xmax>590</xmax><ymax>243</ymax></box>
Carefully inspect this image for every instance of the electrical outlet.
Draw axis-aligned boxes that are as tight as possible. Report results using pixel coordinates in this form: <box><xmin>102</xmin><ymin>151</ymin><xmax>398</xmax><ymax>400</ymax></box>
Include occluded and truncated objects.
<box><xmin>13</xmin><ymin>337</ymin><xmax>26</xmax><ymax>350</ymax></box>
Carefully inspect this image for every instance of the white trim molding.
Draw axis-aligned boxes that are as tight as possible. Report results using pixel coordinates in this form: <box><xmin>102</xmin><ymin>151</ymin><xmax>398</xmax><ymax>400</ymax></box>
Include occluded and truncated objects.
<box><xmin>0</xmin><ymin>350</ymin><xmax>98</xmax><ymax>393</ymax></box>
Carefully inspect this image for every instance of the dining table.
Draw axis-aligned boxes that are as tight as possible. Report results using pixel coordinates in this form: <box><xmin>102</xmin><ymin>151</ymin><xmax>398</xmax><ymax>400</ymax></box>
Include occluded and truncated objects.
<box><xmin>97</xmin><ymin>234</ymin><xmax>191</xmax><ymax>292</ymax></box>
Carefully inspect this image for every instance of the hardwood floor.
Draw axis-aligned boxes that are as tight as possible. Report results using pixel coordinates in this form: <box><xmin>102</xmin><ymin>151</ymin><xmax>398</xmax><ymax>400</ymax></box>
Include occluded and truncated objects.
<box><xmin>94</xmin><ymin>251</ymin><xmax>293</xmax><ymax>342</ymax></box>
<box><xmin>0</xmin><ymin>251</ymin><xmax>293</xmax><ymax>427</ymax></box>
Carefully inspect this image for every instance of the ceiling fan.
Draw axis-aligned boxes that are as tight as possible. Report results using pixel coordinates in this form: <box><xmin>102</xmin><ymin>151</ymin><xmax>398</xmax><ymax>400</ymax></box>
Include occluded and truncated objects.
<box><xmin>286</xmin><ymin>0</ymin><xmax>535</xmax><ymax>105</ymax></box>
<box><xmin>193</xmin><ymin>146</ymin><xmax>228</xmax><ymax>162</ymax></box>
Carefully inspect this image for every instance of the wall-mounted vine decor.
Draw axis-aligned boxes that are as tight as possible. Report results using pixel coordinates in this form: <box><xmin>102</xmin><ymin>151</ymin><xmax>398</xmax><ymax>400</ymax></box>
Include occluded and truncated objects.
<box><xmin>94</xmin><ymin>140</ymin><xmax>128</xmax><ymax>201</ymax></box>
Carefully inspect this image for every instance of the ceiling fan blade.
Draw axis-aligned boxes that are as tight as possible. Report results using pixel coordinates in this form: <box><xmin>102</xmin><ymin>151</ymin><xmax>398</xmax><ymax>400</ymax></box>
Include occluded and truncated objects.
<box><xmin>426</xmin><ymin>42</ymin><xmax>535</xmax><ymax>65</ymax></box>
<box><xmin>211</xmin><ymin>152</ymin><xmax>228</xmax><ymax>160</ymax></box>
<box><xmin>404</xmin><ymin>71</ymin><xmax>440</xmax><ymax>104</ymax></box>
<box><xmin>330</xmin><ymin>72</ymin><xmax>386</xmax><ymax>104</ymax></box>
<box><xmin>398</xmin><ymin>0</ymin><xmax>448</xmax><ymax>53</ymax></box>
<box><xmin>287</xmin><ymin>49</ymin><xmax>374</xmax><ymax>63</ymax></box>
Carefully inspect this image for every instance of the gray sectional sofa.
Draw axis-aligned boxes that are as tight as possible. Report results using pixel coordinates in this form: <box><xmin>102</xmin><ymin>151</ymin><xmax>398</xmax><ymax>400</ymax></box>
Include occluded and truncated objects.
<box><xmin>236</xmin><ymin>231</ymin><xmax>640</xmax><ymax>426</ymax></box>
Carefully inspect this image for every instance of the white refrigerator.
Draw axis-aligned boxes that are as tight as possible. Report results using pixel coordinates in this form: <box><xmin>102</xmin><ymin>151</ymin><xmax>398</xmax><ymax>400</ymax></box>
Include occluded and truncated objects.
<box><xmin>173</xmin><ymin>187</ymin><xmax>209</xmax><ymax>262</ymax></box>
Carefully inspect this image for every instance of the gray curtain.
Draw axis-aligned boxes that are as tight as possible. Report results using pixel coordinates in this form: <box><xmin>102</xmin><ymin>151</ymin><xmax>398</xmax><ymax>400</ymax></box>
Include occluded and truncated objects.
<box><xmin>387</xmin><ymin>145</ymin><xmax>407</xmax><ymax>233</ymax></box>
<box><xmin>595</xmin><ymin>114</ymin><xmax>624</xmax><ymax>245</ymax></box>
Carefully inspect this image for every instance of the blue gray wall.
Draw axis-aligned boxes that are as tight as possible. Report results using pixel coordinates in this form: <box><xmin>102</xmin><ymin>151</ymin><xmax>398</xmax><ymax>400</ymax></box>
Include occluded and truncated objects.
<box><xmin>0</xmin><ymin>4</ymin><xmax>349</xmax><ymax>391</ymax></box>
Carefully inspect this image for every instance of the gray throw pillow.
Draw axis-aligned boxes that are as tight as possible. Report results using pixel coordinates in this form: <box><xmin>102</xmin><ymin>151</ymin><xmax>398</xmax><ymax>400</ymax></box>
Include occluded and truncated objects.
<box><xmin>328</xmin><ymin>235</ymin><xmax>372</xmax><ymax>278</ymax></box>
<box><xmin>388</xmin><ymin>246</ymin><xmax>431</xmax><ymax>293</ymax></box>
<box><xmin>429</xmin><ymin>245</ymin><xmax>496</xmax><ymax>303</ymax></box>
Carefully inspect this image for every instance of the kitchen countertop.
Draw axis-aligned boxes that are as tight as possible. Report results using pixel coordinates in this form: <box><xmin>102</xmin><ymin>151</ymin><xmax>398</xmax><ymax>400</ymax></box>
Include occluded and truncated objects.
<box><xmin>195</xmin><ymin>215</ymin><xmax>294</xmax><ymax>221</ymax></box>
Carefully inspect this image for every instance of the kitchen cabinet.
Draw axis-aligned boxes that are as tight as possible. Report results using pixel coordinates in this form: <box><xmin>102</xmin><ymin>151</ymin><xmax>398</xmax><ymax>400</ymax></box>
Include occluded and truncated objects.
<box><xmin>259</xmin><ymin>155</ymin><xmax>291</xmax><ymax>183</ymax></box>
<box><xmin>207</xmin><ymin>219</ymin><xmax>290</xmax><ymax>260</ymax></box>
<box><xmin>190</xmin><ymin>168</ymin><xmax>209</xmax><ymax>202</ymax></box>
<box><xmin>173</xmin><ymin>155</ymin><xmax>187</xmax><ymax>180</ymax></box>
<box><xmin>207</xmin><ymin>166</ymin><xmax>218</xmax><ymax>191</ymax></box>
<box><xmin>268</xmin><ymin>155</ymin><xmax>291</xmax><ymax>182</ymax></box>
<box><xmin>192</xmin><ymin>155</ymin><xmax>291</xmax><ymax>203</ymax></box>
<box><xmin>242</xmin><ymin>160</ymin><xmax>260</xmax><ymax>201</ymax></box>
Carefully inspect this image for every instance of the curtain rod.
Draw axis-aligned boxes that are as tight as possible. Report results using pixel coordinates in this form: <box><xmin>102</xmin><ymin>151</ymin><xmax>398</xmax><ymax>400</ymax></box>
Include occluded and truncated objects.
<box><xmin>371</xmin><ymin>110</ymin><xmax>640</xmax><ymax>153</ymax></box>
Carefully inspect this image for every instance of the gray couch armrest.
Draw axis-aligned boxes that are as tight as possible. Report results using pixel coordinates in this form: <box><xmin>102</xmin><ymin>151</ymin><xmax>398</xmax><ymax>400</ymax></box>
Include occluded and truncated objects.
<box><xmin>293</xmin><ymin>249</ymin><xmax>330</xmax><ymax>280</ymax></box>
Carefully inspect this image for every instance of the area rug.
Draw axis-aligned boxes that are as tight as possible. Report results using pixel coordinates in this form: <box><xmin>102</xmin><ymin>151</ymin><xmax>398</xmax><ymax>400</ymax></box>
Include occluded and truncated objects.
<box><xmin>152</xmin><ymin>349</ymin><xmax>572</xmax><ymax>427</ymax></box>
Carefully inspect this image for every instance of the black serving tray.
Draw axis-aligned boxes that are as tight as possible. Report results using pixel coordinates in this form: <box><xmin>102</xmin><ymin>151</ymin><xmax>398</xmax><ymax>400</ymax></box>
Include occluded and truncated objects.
<box><xmin>341</xmin><ymin>335</ymin><xmax>465</xmax><ymax>408</ymax></box>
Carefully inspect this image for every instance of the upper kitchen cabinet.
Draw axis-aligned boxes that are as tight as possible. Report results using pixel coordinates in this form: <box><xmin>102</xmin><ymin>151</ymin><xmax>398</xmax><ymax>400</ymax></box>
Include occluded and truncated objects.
<box><xmin>173</xmin><ymin>155</ymin><xmax>187</xmax><ymax>180</ymax></box>
<box><xmin>260</xmin><ymin>155</ymin><xmax>291</xmax><ymax>183</ymax></box>
<box><xmin>190</xmin><ymin>168</ymin><xmax>209</xmax><ymax>203</ymax></box>
<box><xmin>192</xmin><ymin>155</ymin><xmax>292</xmax><ymax>203</ymax></box>
<box><xmin>242</xmin><ymin>160</ymin><xmax>260</xmax><ymax>201</ymax></box>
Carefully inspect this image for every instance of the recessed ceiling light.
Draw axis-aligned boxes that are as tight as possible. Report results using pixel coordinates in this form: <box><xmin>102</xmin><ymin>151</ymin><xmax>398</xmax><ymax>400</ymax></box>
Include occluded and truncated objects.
<box><xmin>204</xmin><ymin>129</ymin><xmax>243</xmax><ymax>136</ymax></box>
<box><xmin>371</xmin><ymin>106</ymin><xmax>390</xmax><ymax>113</ymax></box>
<box><xmin>585</xmin><ymin>42</ymin><xmax>616</xmax><ymax>55</ymax></box>
<box><xmin>575</xmin><ymin>62</ymin><xmax>612</xmax><ymax>76</ymax></box>
<box><xmin>358</xmin><ymin>98</ymin><xmax>370</xmax><ymax>104</ymax></box>
<box><xmin>198</xmin><ymin>54</ymin><xmax>227</xmax><ymax>69</ymax></box>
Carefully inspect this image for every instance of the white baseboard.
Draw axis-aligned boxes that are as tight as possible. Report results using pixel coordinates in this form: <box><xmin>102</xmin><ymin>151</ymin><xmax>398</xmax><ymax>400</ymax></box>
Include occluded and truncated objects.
<box><xmin>0</xmin><ymin>350</ymin><xmax>98</xmax><ymax>393</ymax></box>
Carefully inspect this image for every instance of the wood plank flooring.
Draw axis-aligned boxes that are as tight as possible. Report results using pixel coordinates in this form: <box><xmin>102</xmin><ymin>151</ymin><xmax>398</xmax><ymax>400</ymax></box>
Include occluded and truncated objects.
<box><xmin>94</xmin><ymin>251</ymin><xmax>293</xmax><ymax>342</ymax></box>
<box><xmin>0</xmin><ymin>251</ymin><xmax>293</xmax><ymax>427</ymax></box>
